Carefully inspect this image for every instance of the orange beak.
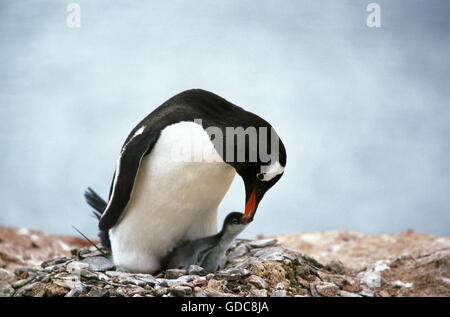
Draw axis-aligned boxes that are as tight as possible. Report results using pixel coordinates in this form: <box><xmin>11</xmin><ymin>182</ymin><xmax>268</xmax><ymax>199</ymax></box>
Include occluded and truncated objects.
<box><xmin>244</xmin><ymin>188</ymin><xmax>256</xmax><ymax>219</ymax></box>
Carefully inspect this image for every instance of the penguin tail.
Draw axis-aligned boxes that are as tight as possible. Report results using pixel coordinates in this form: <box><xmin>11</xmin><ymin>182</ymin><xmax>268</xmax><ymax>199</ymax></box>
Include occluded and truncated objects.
<box><xmin>84</xmin><ymin>187</ymin><xmax>111</xmax><ymax>249</ymax></box>
<box><xmin>84</xmin><ymin>187</ymin><xmax>107</xmax><ymax>215</ymax></box>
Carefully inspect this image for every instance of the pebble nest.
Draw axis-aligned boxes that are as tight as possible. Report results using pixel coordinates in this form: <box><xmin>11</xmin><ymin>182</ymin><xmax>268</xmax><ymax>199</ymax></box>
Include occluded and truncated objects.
<box><xmin>0</xmin><ymin>238</ymin><xmax>369</xmax><ymax>297</ymax></box>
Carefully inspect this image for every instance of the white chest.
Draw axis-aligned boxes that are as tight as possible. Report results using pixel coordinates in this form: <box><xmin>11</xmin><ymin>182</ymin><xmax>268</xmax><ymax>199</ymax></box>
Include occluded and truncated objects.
<box><xmin>109</xmin><ymin>121</ymin><xmax>236</xmax><ymax>273</ymax></box>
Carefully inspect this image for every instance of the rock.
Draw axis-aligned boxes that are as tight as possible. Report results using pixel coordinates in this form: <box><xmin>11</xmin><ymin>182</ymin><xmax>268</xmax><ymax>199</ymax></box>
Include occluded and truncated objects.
<box><xmin>323</xmin><ymin>274</ymin><xmax>345</xmax><ymax>288</ymax></box>
<box><xmin>315</xmin><ymin>282</ymin><xmax>339</xmax><ymax>297</ymax></box>
<box><xmin>339</xmin><ymin>290</ymin><xmax>362</xmax><ymax>297</ymax></box>
<box><xmin>66</xmin><ymin>261</ymin><xmax>89</xmax><ymax>274</ymax></box>
<box><xmin>215</xmin><ymin>268</ymin><xmax>250</xmax><ymax>281</ymax></box>
<box><xmin>165</xmin><ymin>269</ymin><xmax>187</xmax><ymax>279</ymax></box>
<box><xmin>271</xmin><ymin>289</ymin><xmax>287</xmax><ymax>297</ymax></box>
<box><xmin>0</xmin><ymin>269</ymin><xmax>16</xmax><ymax>285</ymax></box>
<box><xmin>193</xmin><ymin>279</ymin><xmax>207</xmax><ymax>287</ymax></box>
<box><xmin>188</xmin><ymin>265</ymin><xmax>207</xmax><ymax>276</ymax></box>
<box><xmin>302</xmin><ymin>255</ymin><xmax>324</xmax><ymax>269</ymax></box>
<box><xmin>393</xmin><ymin>280</ymin><xmax>413</xmax><ymax>288</ymax></box>
<box><xmin>249</xmin><ymin>288</ymin><xmax>268</xmax><ymax>297</ymax></box>
<box><xmin>194</xmin><ymin>289</ymin><xmax>237</xmax><ymax>297</ymax></box>
<box><xmin>14</xmin><ymin>282</ymin><xmax>45</xmax><ymax>297</ymax></box>
<box><xmin>154</xmin><ymin>287</ymin><xmax>168</xmax><ymax>297</ymax></box>
<box><xmin>227</xmin><ymin>244</ymin><xmax>249</xmax><ymax>259</ymax></box>
<box><xmin>310</xmin><ymin>283</ymin><xmax>320</xmax><ymax>297</ymax></box>
<box><xmin>357</xmin><ymin>271</ymin><xmax>384</xmax><ymax>289</ymax></box>
<box><xmin>80</xmin><ymin>269</ymin><xmax>98</xmax><ymax>280</ymax></box>
<box><xmin>65</xmin><ymin>283</ymin><xmax>87</xmax><ymax>297</ymax></box>
<box><xmin>45</xmin><ymin>284</ymin><xmax>68</xmax><ymax>297</ymax></box>
<box><xmin>169</xmin><ymin>285</ymin><xmax>192</xmax><ymax>297</ymax></box>
<box><xmin>120</xmin><ymin>277</ymin><xmax>146</xmax><ymax>287</ymax></box>
<box><xmin>41</xmin><ymin>257</ymin><xmax>69</xmax><ymax>268</ymax></box>
<box><xmin>0</xmin><ymin>284</ymin><xmax>14</xmax><ymax>297</ymax></box>
<box><xmin>40</xmin><ymin>275</ymin><xmax>51</xmax><ymax>283</ymax></box>
<box><xmin>135</xmin><ymin>274</ymin><xmax>158</xmax><ymax>286</ymax></box>
<box><xmin>252</xmin><ymin>247</ymin><xmax>285</xmax><ymax>262</ymax></box>
<box><xmin>249</xmin><ymin>239</ymin><xmax>277</xmax><ymax>248</ymax></box>
<box><xmin>378</xmin><ymin>290</ymin><xmax>391</xmax><ymax>297</ymax></box>
<box><xmin>247</xmin><ymin>275</ymin><xmax>268</xmax><ymax>289</ymax></box>
<box><xmin>81</xmin><ymin>256</ymin><xmax>115</xmax><ymax>272</ymax></box>
<box><xmin>12</xmin><ymin>277</ymin><xmax>34</xmax><ymax>289</ymax></box>
<box><xmin>358</xmin><ymin>286</ymin><xmax>375</xmax><ymax>297</ymax></box>
<box><xmin>88</xmin><ymin>287</ymin><xmax>110</xmax><ymax>297</ymax></box>
<box><xmin>326</xmin><ymin>260</ymin><xmax>346</xmax><ymax>275</ymax></box>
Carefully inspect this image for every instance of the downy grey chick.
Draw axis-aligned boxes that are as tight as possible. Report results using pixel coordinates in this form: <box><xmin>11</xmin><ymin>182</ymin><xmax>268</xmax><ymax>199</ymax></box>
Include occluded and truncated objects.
<box><xmin>162</xmin><ymin>212</ymin><xmax>251</xmax><ymax>272</ymax></box>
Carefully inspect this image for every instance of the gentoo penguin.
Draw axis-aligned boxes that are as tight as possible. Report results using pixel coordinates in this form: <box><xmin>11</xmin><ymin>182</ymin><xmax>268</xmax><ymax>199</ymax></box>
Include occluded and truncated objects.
<box><xmin>85</xmin><ymin>89</ymin><xmax>287</xmax><ymax>273</ymax></box>
<box><xmin>162</xmin><ymin>212</ymin><xmax>250</xmax><ymax>272</ymax></box>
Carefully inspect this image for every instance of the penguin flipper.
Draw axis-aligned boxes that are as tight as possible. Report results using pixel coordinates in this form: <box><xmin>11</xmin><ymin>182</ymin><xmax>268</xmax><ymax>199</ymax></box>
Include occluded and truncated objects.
<box><xmin>195</xmin><ymin>237</ymin><xmax>219</xmax><ymax>264</ymax></box>
<box><xmin>98</xmin><ymin>128</ymin><xmax>160</xmax><ymax>231</ymax></box>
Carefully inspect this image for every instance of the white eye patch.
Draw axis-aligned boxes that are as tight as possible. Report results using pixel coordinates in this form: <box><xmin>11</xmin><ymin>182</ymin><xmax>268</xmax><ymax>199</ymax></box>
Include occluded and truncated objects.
<box><xmin>257</xmin><ymin>161</ymin><xmax>285</xmax><ymax>182</ymax></box>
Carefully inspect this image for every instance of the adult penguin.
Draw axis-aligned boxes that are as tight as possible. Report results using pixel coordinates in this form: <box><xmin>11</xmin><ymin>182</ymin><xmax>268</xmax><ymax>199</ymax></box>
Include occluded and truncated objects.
<box><xmin>86</xmin><ymin>89</ymin><xmax>287</xmax><ymax>273</ymax></box>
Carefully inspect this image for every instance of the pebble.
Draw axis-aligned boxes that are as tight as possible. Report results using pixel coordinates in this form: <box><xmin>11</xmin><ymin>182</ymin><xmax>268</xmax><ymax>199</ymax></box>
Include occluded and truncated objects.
<box><xmin>66</xmin><ymin>261</ymin><xmax>89</xmax><ymax>274</ymax></box>
<box><xmin>194</xmin><ymin>289</ymin><xmax>237</xmax><ymax>297</ymax></box>
<box><xmin>215</xmin><ymin>268</ymin><xmax>250</xmax><ymax>281</ymax></box>
<box><xmin>40</xmin><ymin>275</ymin><xmax>51</xmax><ymax>283</ymax></box>
<box><xmin>65</xmin><ymin>283</ymin><xmax>86</xmax><ymax>297</ymax></box>
<box><xmin>324</xmin><ymin>274</ymin><xmax>345</xmax><ymax>288</ymax></box>
<box><xmin>80</xmin><ymin>269</ymin><xmax>98</xmax><ymax>280</ymax></box>
<box><xmin>0</xmin><ymin>284</ymin><xmax>15</xmax><ymax>297</ymax></box>
<box><xmin>88</xmin><ymin>287</ymin><xmax>110</xmax><ymax>297</ymax></box>
<box><xmin>310</xmin><ymin>283</ymin><xmax>320</xmax><ymax>297</ymax></box>
<box><xmin>339</xmin><ymin>290</ymin><xmax>362</xmax><ymax>297</ymax></box>
<box><xmin>82</xmin><ymin>256</ymin><xmax>115</xmax><ymax>272</ymax></box>
<box><xmin>12</xmin><ymin>277</ymin><xmax>34</xmax><ymax>289</ymax></box>
<box><xmin>249</xmin><ymin>288</ymin><xmax>268</xmax><ymax>297</ymax></box>
<box><xmin>41</xmin><ymin>257</ymin><xmax>69</xmax><ymax>268</ymax></box>
<box><xmin>326</xmin><ymin>260</ymin><xmax>346</xmax><ymax>275</ymax></box>
<box><xmin>13</xmin><ymin>283</ymin><xmax>38</xmax><ymax>297</ymax></box>
<box><xmin>252</xmin><ymin>247</ymin><xmax>285</xmax><ymax>262</ymax></box>
<box><xmin>0</xmin><ymin>269</ymin><xmax>16</xmax><ymax>284</ymax></box>
<box><xmin>227</xmin><ymin>244</ymin><xmax>249</xmax><ymax>259</ymax></box>
<box><xmin>315</xmin><ymin>282</ymin><xmax>339</xmax><ymax>297</ymax></box>
<box><xmin>302</xmin><ymin>255</ymin><xmax>324</xmax><ymax>269</ymax></box>
<box><xmin>188</xmin><ymin>265</ymin><xmax>207</xmax><ymax>276</ymax></box>
<box><xmin>135</xmin><ymin>274</ymin><xmax>158</xmax><ymax>286</ymax></box>
<box><xmin>357</xmin><ymin>271</ymin><xmax>384</xmax><ymax>289</ymax></box>
<box><xmin>165</xmin><ymin>268</ymin><xmax>187</xmax><ymax>279</ymax></box>
<box><xmin>358</xmin><ymin>286</ymin><xmax>375</xmax><ymax>297</ymax></box>
<box><xmin>169</xmin><ymin>285</ymin><xmax>192</xmax><ymax>297</ymax></box>
<box><xmin>249</xmin><ymin>239</ymin><xmax>278</xmax><ymax>248</ymax></box>
<box><xmin>247</xmin><ymin>275</ymin><xmax>268</xmax><ymax>289</ymax></box>
<box><xmin>154</xmin><ymin>287</ymin><xmax>168</xmax><ymax>297</ymax></box>
<box><xmin>120</xmin><ymin>277</ymin><xmax>146</xmax><ymax>287</ymax></box>
<box><xmin>271</xmin><ymin>289</ymin><xmax>287</xmax><ymax>297</ymax></box>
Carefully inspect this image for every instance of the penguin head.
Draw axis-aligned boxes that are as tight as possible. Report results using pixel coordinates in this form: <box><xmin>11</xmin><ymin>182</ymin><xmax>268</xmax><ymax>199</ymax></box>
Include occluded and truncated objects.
<box><xmin>222</xmin><ymin>212</ymin><xmax>251</xmax><ymax>236</ymax></box>
<box><xmin>228</xmin><ymin>129</ymin><xmax>287</xmax><ymax>223</ymax></box>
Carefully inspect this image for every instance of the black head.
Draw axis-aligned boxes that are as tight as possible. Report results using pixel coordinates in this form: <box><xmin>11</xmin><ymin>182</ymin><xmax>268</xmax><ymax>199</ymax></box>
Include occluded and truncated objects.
<box><xmin>191</xmin><ymin>90</ymin><xmax>287</xmax><ymax>223</ymax></box>
<box><xmin>224</xmin><ymin>123</ymin><xmax>287</xmax><ymax>222</ymax></box>
<box><xmin>223</xmin><ymin>211</ymin><xmax>252</xmax><ymax>227</ymax></box>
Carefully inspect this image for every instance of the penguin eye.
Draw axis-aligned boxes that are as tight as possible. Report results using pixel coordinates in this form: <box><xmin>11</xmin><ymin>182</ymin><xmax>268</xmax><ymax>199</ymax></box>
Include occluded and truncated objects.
<box><xmin>257</xmin><ymin>173</ymin><xmax>265</xmax><ymax>180</ymax></box>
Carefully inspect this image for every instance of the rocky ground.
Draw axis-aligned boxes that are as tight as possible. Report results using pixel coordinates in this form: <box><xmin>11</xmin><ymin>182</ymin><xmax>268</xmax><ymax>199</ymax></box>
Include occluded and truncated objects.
<box><xmin>0</xmin><ymin>226</ymin><xmax>449</xmax><ymax>297</ymax></box>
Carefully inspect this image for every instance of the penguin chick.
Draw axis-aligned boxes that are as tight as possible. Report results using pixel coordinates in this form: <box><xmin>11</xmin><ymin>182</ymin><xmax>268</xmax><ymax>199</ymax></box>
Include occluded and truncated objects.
<box><xmin>163</xmin><ymin>212</ymin><xmax>251</xmax><ymax>272</ymax></box>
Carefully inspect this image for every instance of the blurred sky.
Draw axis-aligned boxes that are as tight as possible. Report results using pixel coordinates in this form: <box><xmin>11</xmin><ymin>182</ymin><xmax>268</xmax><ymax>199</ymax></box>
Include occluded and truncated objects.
<box><xmin>1</xmin><ymin>1</ymin><xmax>449</xmax><ymax>239</ymax></box>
